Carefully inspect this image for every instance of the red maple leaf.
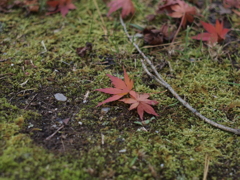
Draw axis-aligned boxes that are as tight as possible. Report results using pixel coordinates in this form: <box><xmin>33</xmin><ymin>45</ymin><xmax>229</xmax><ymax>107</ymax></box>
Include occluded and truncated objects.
<box><xmin>95</xmin><ymin>67</ymin><xmax>133</xmax><ymax>107</ymax></box>
<box><xmin>223</xmin><ymin>0</ymin><xmax>240</xmax><ymax>9</ymax></box>
<box><xmin>120</xmin><ymin>91</ymin><xmax>159</xmax><ymax>120</ymax></box>
<box><xmin>232</xmin><ymin>9</ymin><xmax>240</xmax><ymax>16</ymax></box>
<box><xmin>23</xmin><ymin>0</ymin><xmax>40</xmax><ymax>12</ymax></box>
<box><xmin>47</xmin><ymin>0</ymin><xmax>76</xmax><ymax>17</ymax></box>
<box><xmin>157</xmin><ymin>0</ymin><xmax>197</xmax><ymax>28</ymax></box>
<box><xmin>156</xmin><ymin>0</ymin><xmax>180</xmax><ymax>13</ymax></box>
<box><xmin>191</xmin><ymin>20</ymin><xmax>230</xmax><ymax>45</ymax></box>
<box><xmin>107</xmin><ymin>0</ymin><xmax>135</xmax><ymax>18</ymax></box>
<box><xmin>223</xmin><ymin>0</ymin><xmax>240</xmax><ymax>16</ymax></box>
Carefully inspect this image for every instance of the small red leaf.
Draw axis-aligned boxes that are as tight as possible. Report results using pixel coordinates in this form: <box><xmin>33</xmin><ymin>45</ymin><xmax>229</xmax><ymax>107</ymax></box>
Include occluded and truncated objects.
<box><xmin>107</xmin><ymin>0</ymin><xmax>135</xmax><ymax>18</ymax></box>
<box><xmin>129</xmin><ymin>102</ymin><xmax>139</xmax><ymax>110</ymax></box>
<box><xmin>62</xmin><ymin>118</ymin><xmax>70</xmax><ymax>125</ymax></box>
<box><xmin>201</xmin><ymin>21</ymin><xmax>217</xmax><ymax>34</ymax></box>
<box><xmin>192</xmin><ymin>20</ymin><xmax>230</xmax><ymax>45</ymax></box>
<box><xmin>232</xmin><ymin>9</ymin><xmax>240</xmax><ymax>16</ymax></box>
<box><xmin>123</xmin><ymin>67</ymin><xmax>134</xmax><ymax>90</ymax></box>
<box><xmin>47</xmin><ymin>0</ymin><xmax>76</xmax><ymax>17</ymax></box>
<box><xmin>96</xmin><ymin>94</ymin><xmax>123</xmax><ymax>107</ymax></box>
<box><xmin>223</xmin><ymin>0</ymin><xmax>240</xmax><ymax>9</ymax></box>
<box><xmin>96</xmin><ymin>88</ymin><xmax>124</xmax><ymax>95</ymax></box>
<box><xmin>106</xmin><ymin>74</ymin><xmax>126</xmax><ymax>89</ymax></box>
<box><xmin>23</xmin><ymin>0</ymin><xmax>40</xmax><ymax>12</ymax></box>
<box><xmin>95</xmin><ymin>67</ymin><xmax>133</xmax><ymax>106</ymax></box>
<box><xmin>157</xmin><ymin>0</ymin><xmax>198</xmax><ymax>28</ymax></box>
<box><xmin>120</xmin><ymin>91</ymin><xmax>159</xmax><ymax>120</ymax></box>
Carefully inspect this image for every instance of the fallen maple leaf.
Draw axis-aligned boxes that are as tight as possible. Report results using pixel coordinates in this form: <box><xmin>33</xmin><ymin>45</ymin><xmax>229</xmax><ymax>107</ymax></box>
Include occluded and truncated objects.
<box><xmin>107</xmin><ymin>0</ymin><xmax>135</xmax><ymax>18</ymax></box>
<box><xmin>76</xmin><ymin>42</ymin><xmax>93</xmax><ymax>57</ymax></box>
<box><xmin>0</xmin><ymin>0</ymin><xmax>39</xmax><ymax>13</ymax></box>
<box><xmin>191</xmin><ymin>20</ymin><xmax>230</xmax><ymax>45</ymax></box>
<box><xmin>156</xmin><ymin>0</ymin><xmax>179</xmax><ymax>14</ymax></box>
<box><xmin>0</xmin><ymin>0</ymin><xmax>9</xmax><ymax>12</ymax></box>
<box><xmin>223</xmin><ymin>0</ymin><xmax>240</xmax><ymax>16</ymax></box>
<box><xmin>142</xmin><ymin>24</ymin><xmax>174</xmax><ymax>45</ymax></box>
<box><xmin>95</xmin><ymin>67</ymin><xmax>133</xmax><ymax>107</ymax></box>
<box><xmin>169</xmin><ymin>1</ymin><xmax>197</xmax><ymax>27</ymax></box>
<box><xmin>232</xmin><ymin>9</ymin><xmax>240</xmax><ymax>16</ymax></box>
<box><xmin>47</xmin><ymin>0</ymin><xmax>76</xmax><ymax>17</ymax></box>
<box><xmin>146</xmin><ymin>14</ymin><xmax>156</xmax><ymax>21</ymax></box>
<box><xmin>120</xmin><ymin>91</ymin><xmax>159</xmax><ymax>120</ymax></box>
<box><xmin>223</xmin><ymin>0</ymin><xmax>240</xmax><ymax>9</ymax></box>
<box><xmin>24</xmin><ymin>0</ymin><xmax>39</xmax><ymax>13</ymax></box>
<box><xmin>157</xmin><ymin>0</ymin><xmax>197</xmax><ymax>28</ymax></box>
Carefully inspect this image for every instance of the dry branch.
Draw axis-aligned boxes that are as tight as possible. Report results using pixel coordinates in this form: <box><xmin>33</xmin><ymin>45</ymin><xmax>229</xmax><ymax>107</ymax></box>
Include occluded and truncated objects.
<box><xmin>119</xmin><ymin>16</ymin><xmax>240</xmax><ymax>135</ymax></box>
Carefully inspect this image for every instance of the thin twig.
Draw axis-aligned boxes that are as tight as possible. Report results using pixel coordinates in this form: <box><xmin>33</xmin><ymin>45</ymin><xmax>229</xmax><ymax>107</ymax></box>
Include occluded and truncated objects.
<box><xmin>143</xmin><ymin>41</ymin><xmax>181</xmax><ymax>48</ymax></box>
<box><xmin>45</xmin><ymin>125</ymin><xmax>64</xmax><ymax>141</ymax></box>
<box><xmin>120</xmin><ymin>16</ymin><xmax>240</xmax><ymax>135</ymax></box>
<box><xmin>0</xmin><ymin>73</ymin><xmax>14</xmax><ymax>77</ymax></box>
<box><xmin>61</xmin><ymin>138</ymin><xmax>66</xmax><ymax>152</ymax></box>
<box><xmin>0</xmin><ymin>58</ymin><xmax>11</xmax><ymax>62</ymax></box>
<box><xmin>24</xmin><ymin>93</ymin><xmax>38</xmax><ymax>110</ymax></box>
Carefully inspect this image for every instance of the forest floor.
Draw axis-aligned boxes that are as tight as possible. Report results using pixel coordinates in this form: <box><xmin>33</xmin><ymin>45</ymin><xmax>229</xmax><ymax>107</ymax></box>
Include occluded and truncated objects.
<box><xmin>0</xmin><ymin>0</ymin><xmax>240</xmax><ymax>179</ymax></box>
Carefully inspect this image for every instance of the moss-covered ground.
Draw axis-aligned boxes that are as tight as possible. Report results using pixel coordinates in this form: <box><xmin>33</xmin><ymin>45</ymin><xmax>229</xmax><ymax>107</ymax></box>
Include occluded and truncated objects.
<box><xmin>0</xmin><ymin>0</ymin><xmax>240</xmax><ymax>179</ymax></box>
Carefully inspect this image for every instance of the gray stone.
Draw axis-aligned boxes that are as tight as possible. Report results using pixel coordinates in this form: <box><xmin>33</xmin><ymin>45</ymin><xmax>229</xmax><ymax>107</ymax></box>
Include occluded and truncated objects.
<box><xmin>54</xmin><ymin>93</ymin><xmax>67</xmax><ymax>101</ymax></box>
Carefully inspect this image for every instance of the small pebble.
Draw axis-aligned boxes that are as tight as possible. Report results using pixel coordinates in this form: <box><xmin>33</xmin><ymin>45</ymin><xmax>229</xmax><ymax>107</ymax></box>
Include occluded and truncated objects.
<box><xmin>28</xmin><ymin>123</ymin><xmax>34</xmax><ymax>128</ymax></box>
<box><xmin>137</xmin><ymin>127</ymin><xmax>148</xmax><ymax>132</ymax></box>
<box><xmin>52</xmin><ymin>124</ymin><xmax>57</xmax><ymax>128</ymax></box>
<box><xmin>54</xmin><ymin>93</ymin><xmax>67</xmax><ymax>101</ymax></box>
<box><xmin>101</xmin><ymin>107</ymin><xmax>110</xmax><ymax>114</ymax></box>
<box><xmin>119</xmin><ymin>149</ymin><xmax>126</xmax><ymax>153</ymax></box>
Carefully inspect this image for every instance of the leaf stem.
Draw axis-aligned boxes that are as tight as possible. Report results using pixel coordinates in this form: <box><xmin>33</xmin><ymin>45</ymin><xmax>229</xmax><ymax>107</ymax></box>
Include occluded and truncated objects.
<box><xmin>172</xmin><ymin>13</ymin><xmax>185</xmax><ymax>43</ymax></box>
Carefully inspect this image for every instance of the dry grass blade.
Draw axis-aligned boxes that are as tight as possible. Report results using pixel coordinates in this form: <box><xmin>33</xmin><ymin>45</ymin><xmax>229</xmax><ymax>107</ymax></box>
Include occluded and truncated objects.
<box><xmin>93</xmin><ymin>0</ymin><xmax>108</xmax><ymax>35</ymax></box>
<box><xmin>119</xmin><ymin>16</ymin><xmax>240</xmax><ymax>135</ymax></box>
<box><xmin>203</xmin><ymin>154</ymin><xmax>210</xmax><ymax>180</ymax></box>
